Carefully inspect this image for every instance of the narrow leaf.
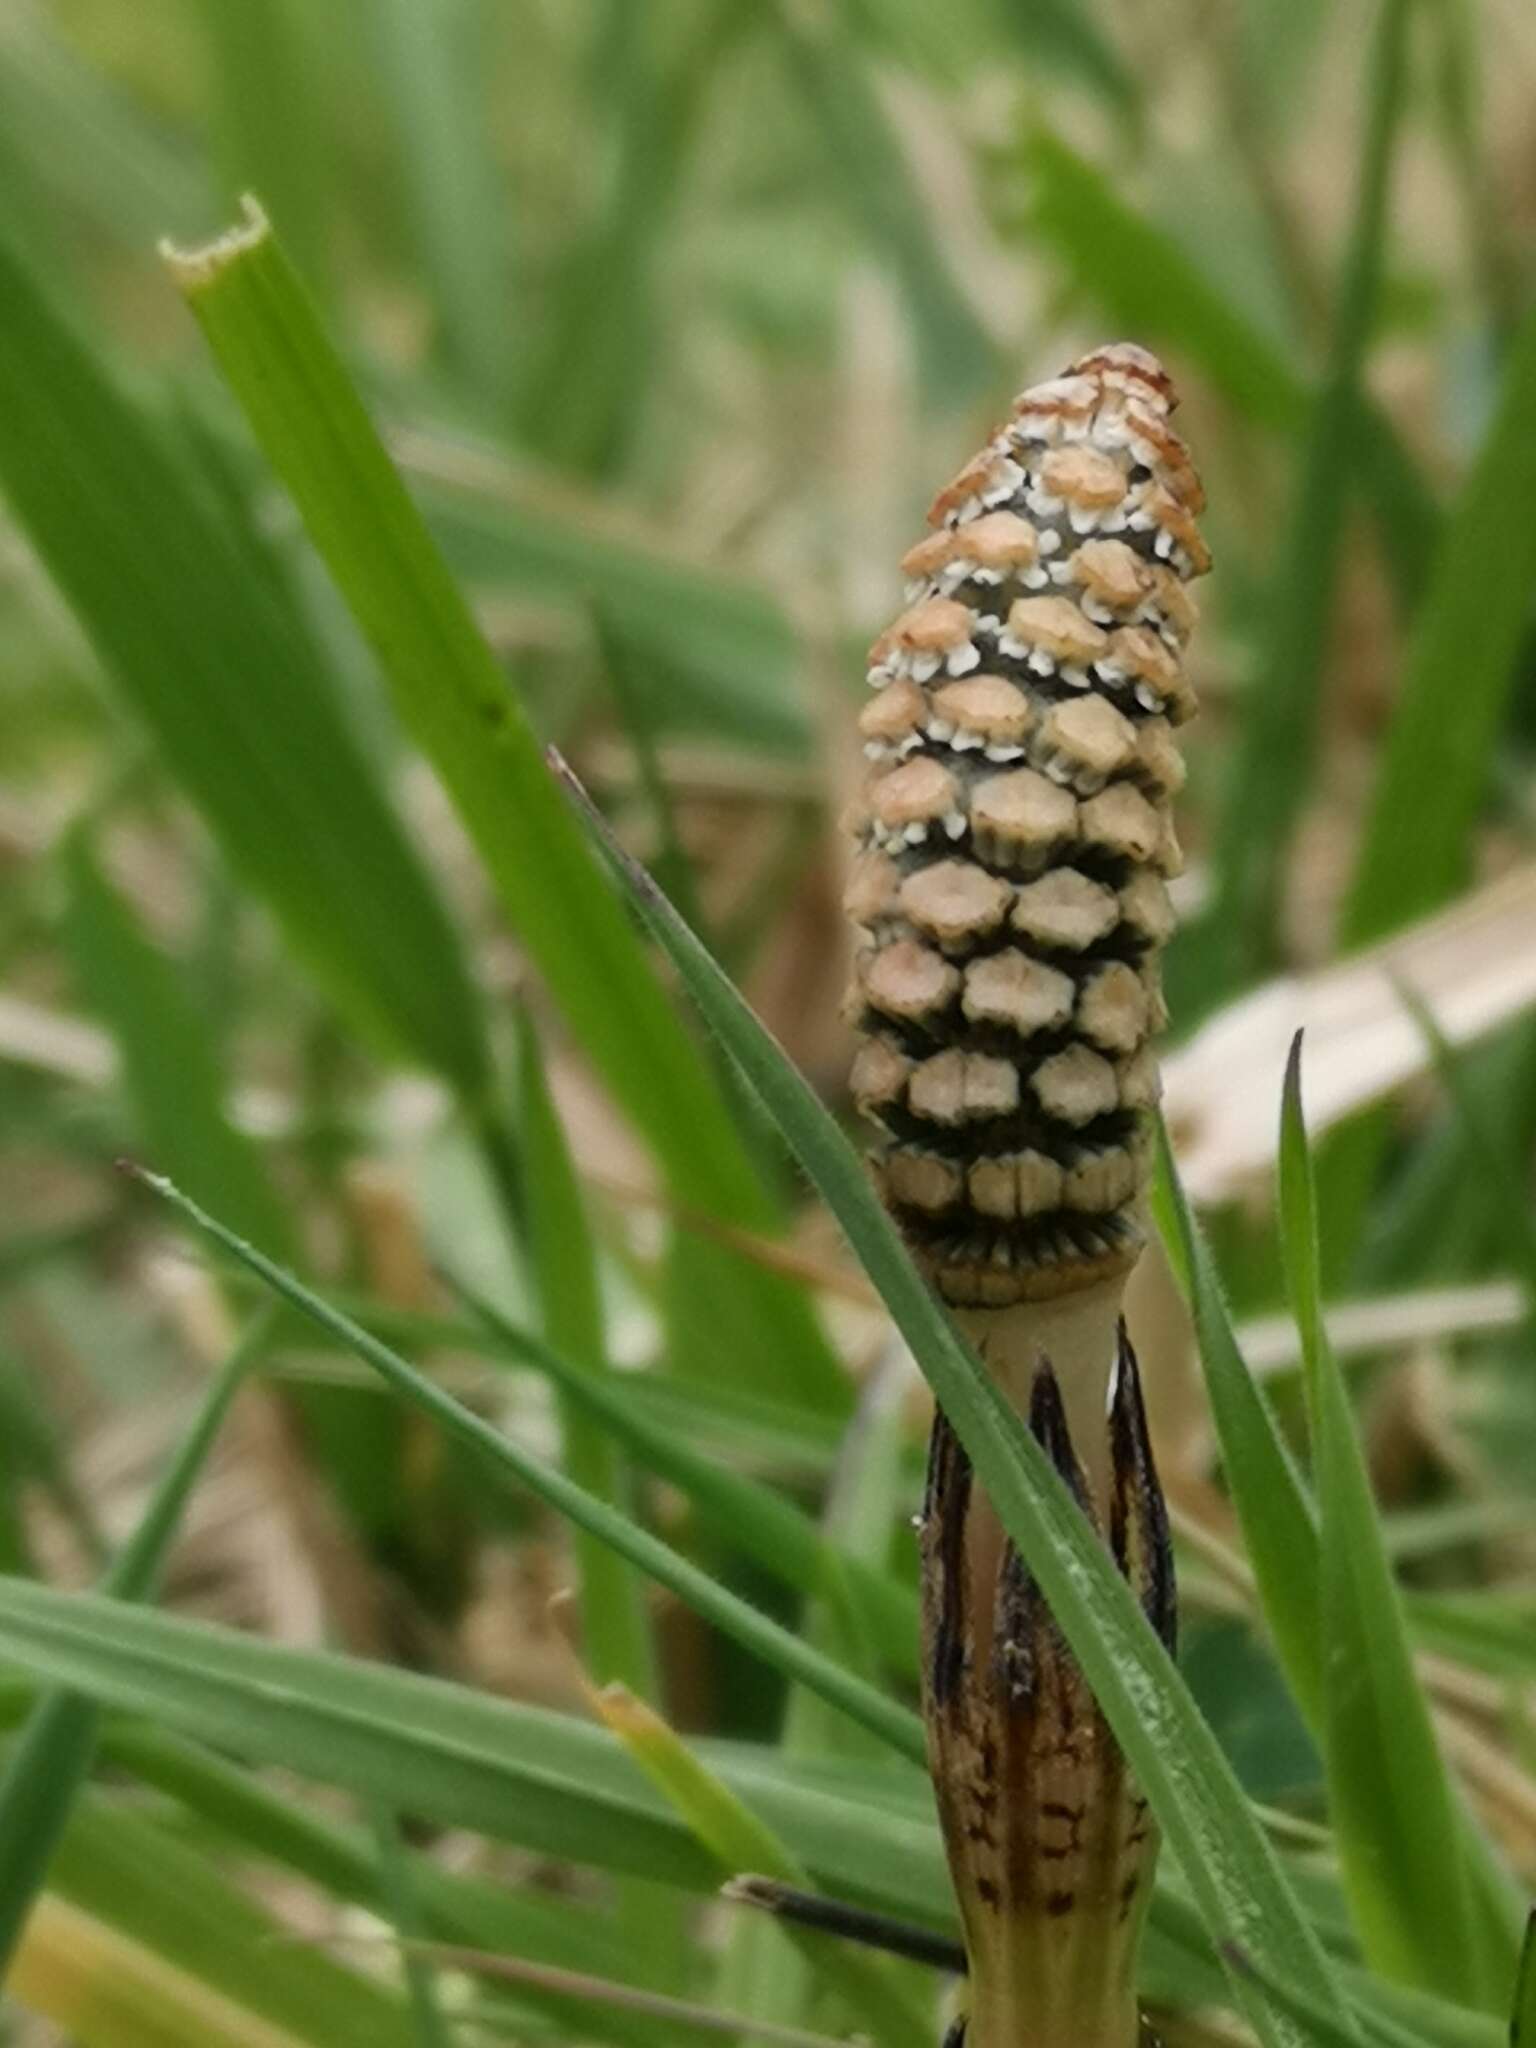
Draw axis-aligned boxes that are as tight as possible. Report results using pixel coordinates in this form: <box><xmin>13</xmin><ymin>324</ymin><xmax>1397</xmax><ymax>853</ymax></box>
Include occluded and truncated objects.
<box><xmin>0</xmin><ymin>1316</ymin><xmax>262</xmax><ymax>1978</ymax></box>
<box><xmin>1211</xmin><ymin>0</ymin><xmax>1415</xmax><ymax>980</ymax></box>
<box><xmin>558</xmin><ymin>780</ymin><xmax>1357</xmax><ymax>2048</ymax></box>
<box><xmin>1279</xmin><ymin>1038</ymin><xmax>1483</xmax><ymax>2002</ymax></box>
<box><xmin>163</xmin><ymin>201</ymin><xmax>845</xmax><ymax>1411</ymax></box>
<box><xmin>0</xmin><ymin>223</ymin><xmax>491</xmax><ymax>1100</ymax></box>
<box><xmin>64</xmin><ymin>835</ymin><xmax>294</xmax><ymax>1262</ymax></box>
<box><xmin>446</xmin><ymin>1271</ymin><xmax>918</xmax><ymax>1672</ymax></box>
<box><xmin>1151</xmin><ymin>1119</ymin><xmax>1323</xmax><ymax>1727</ymax></box>
<box><xmin>1342</xmin><ymin>300</ymin><xmax>1536</xmax><ymax>947</ymax></box>
<box><xmin>517</xmin><ymin>1015</ymin><xmax>658</xmax><ymax>1696</ymax></box>
<box><xmin>594</xmin><ymin>1686</ymin><xmax>930</xmax><ymax>2048</ymax></box>
<box><xmin>127</xmin><ymin>1166</ymin><xmax>924</xmax><ymax>1765</ymax></box>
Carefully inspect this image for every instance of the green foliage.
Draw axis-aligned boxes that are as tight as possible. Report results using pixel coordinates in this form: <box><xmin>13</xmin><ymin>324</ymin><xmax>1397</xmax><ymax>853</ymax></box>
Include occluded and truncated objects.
<box><xmin>1</xmin><ymin>6</ymin><xmax>1534</xmax><ymax>2046</ymax></box>
<box><xmin>1280</xmin><ymin>1043</ymin><xmax>1491</xmax><ymax>2003</ymax></box>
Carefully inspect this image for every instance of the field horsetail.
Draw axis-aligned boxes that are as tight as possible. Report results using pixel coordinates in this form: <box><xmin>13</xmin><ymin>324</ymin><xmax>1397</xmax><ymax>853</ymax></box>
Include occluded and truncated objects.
<box><xmin>845</xmin><ymin>346</ymin><xmax>1208</xmax><ymax>2048</ymax></box>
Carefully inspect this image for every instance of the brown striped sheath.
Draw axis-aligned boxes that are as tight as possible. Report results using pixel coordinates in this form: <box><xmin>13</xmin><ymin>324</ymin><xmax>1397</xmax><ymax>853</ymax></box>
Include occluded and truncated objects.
<box><xmin>846</xmin><ymin>345</ymin><xmax>1208</xmax><ymax>2048</ymax></box>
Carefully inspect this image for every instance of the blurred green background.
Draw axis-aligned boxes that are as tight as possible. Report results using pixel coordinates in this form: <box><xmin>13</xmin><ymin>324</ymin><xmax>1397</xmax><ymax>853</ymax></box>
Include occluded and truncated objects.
<box><xmin>2</xmin><ymin>1</ymin><xmax>1536</xmax><ymax>2043</ymax></box>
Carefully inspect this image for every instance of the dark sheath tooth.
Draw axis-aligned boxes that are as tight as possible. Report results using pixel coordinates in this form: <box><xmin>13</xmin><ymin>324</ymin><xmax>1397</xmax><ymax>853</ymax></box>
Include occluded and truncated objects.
<box><xmin>1109</xmin><ymin>1321</ymin><xmax>1177</xmax><ymax>1656</ymax></box>
<box><xmin>1028</xmin><ymin>1359</ymin><xmax>1096</xmax><ymax>1520</ymax></box>
<box><xmin>923</xmin><ymin>1409</ymin><xmax>974</xmax><ymax>1712</ymax></box>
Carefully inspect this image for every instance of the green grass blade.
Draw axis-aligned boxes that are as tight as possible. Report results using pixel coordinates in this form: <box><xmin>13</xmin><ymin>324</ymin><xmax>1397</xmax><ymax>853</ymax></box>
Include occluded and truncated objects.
<box><xmin>1223</xmin><ymin>1940</ymin><xmax>1440</xmax><ymax>2048</ymax></box>
<box><xmin>0</xmin><ymin>1349</ymin><xmax>105</xmax><ymax>1572</ymax></box>
<box><xmin>1150</xmin><ymin>1120</ymin><xmax>1323</xmax><ymax>1726</ymax></box>
<box><xmin>0</xmin><ymin>225</ymin><xmax>491</xmax><ymax>1102</ymax></box>
<box><xmin>367</xmin><ymin>0</ymin><xmax>510</xmax><ymax>408</ymax></box>
<box><xmin>520</xmin><ymin>2</ymin><xmax>747</xmax><ymax>477</ymax></box>
<box><xmin>516</xmin><ymin>1014</ymin><xmax>684</xmax><ymax>1997</ymax></box>
<box><xmin>128</xmin><ymin>1166</ymin><xmax>924</xmax><ymax>1765</ymax></box>
<box><xmin>0</xmin><ymin>1584</ymin><xmax>946</xmax><ymax>1914</ymax></box>
<box><xmin>558</xmin><ymin>783</ymin><xmax>1357</xmax><ymax>2048</ymax></box>
<box><xmin>1513</xmin><ymin>1914</ymin><xmax>1536</xmax><ymax>2048</ymax></box>
<box><xmin>596</xmin><ymin>1686</ymin><xmax>930</xmax><ymax>2048</ymax></box>
<box><xmin>0</xmin><ymin>1584</ymin><xmax>1407</xmax><ymax>2040</ymax></box>
<box><xmin>1015</xmin><ymin>123</ymin><xmax>1439</xmax><ymax>601</ymax></box>
<box><xmin>781</xmin><ymin>1361</ymin><xmax>912</xmax><ymax>1749</ymax></box>
<box><xmin>0</xmin><ymin>2</ymin><xmax>204</xmax><ymax>252</ymax></box>
<box><xmin>989</xmin><ymin>0</ymin><xmax>1141</xmax><ymax>119</ymax></box>
<box><xmin>164</xmin><ymin>202</ymin><xmax>845</xmax><ymax>1411</ymax></box>
<box><xmin>1341</xmin><ymin>300</ymin><xmax>1536</xmax><ymax>948</ymax></box>
<box><xmin>195</xmin><ymin>0</ymin><xmax>331</xmax><ymax>292</ymax></box>
<box><xmin>371</xmin><ymin>1806</ymin><xmax>452</xmax><ymax>2048</ymax></box>
<box><xmin>42</xmin><ymin>1792</ymin><xmax>416</xmax><ymax>2048</ymax></box>
<box><xmin>99</xmin><ymin>1729</ymin><xmax>675</xmax><ymax>2048</ymax></box>
<box><xmin>1020</xmin><ymin>124</ymin><xmax>1301</xmax><ymax>428</ymax></box>
<box><xmin>517</xmin><ymin>1014</ymin><xmax>658</xmax><ymax>1696</ymax></box>
<box><xmin>63</xmin><ymin>834</ymin><xmax>295</xmax><ymax>1262</ymax></box>
<box><xmin>594</xmin><ymin>619</ymin><xmax>707</xmax><ymax>936</ymax></box>
<box><xmin>9</xmin><ymin>1897</ymin><xmax>322</xmax><ymax>2048</ymax></box>
<box><xmin>1393</xmin><ymin>985</ymin><xmax>1536</xmax><ymax>1327</ymax></box>
<box><xmin>0</xmin><ymin>1316</ymin><xmax>262</xmax><ymax>1979</ymax></box>
<box><xmin>65</xmin><ymin>833</ymin><xmax>413</xmax><ymax>1544</ymax></box>
<box><xmin>414</xmin><ymin>453</ymin><xmax>806</xmax><ymax>754</ymax></box>
<box><xmin>1278</xmin><ymin>1038</ymin><xmax>1486</xmax><ymax>2003</ymax></box>
<box><xmin>766</xmin><ymin>3</ymin><xmax>996</xmax><ymax>404</ymax></box>
<box><xmin>1209</xmin><ymin>0</ymin><xmax>1414</xmax><ymax>983</ymax></box>
<box><xmin>446</xmin><ymin>1273</ymin><xmax>918</xmax><ymax>1671</ymax></box>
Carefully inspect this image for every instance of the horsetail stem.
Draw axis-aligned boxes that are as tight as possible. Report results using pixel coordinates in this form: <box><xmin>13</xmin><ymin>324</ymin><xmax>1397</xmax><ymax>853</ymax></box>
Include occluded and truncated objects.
<box><xmin>846</xmin><ymin>345</ymin><xmax>1209</xmax><ymax>2047</ymax></box>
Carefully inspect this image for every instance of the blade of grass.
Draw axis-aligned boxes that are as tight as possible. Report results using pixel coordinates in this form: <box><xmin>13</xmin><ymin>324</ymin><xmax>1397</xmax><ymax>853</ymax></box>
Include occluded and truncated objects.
<box><xmin>125</xmin><ymin>1165</ymin><xmax>924</xmax><ymax>1764</ymax></box>
<box><xmin>444</xmin><ymin>1270</ymin><xmax>918</xmax><ymax>1671</ymax></box>
<box><xmin>1358</xmin><ymin>1018</ymin><xmax>1536</xmax><ymax>1291</ymax></box>
<box><xmin>520</xmin><ymin>0</ymin><xmax>749</xmax><ymax>476</ymax></box>
<box><xmin>1222</xmin><ymin>1940</ymin><xmax>1441</xmax><ymax>2048</ymax></box>
<box><xmin>65</xmin><ymin>831</ymin><xmax>413</xmax><ymax>1541</ymax></box>
<box><xmin>442</xmin><ymin>1953</ymin><xmax>853</xmax><ymax>2048</ymax></box>
<box><xmin>1019</xmin><ymin>123</ymin><xmax>1300</xmax><ymax>428</ymax></box>
<box><xmin>1279</xmin><ymin>1038</ymin><xmax>1488</xmax><ymax>2004</ymax></box>
<box><xmin>595</xmin><ymin>1685</ymin><xmax>930</xmax><ymax>2048</ymax></box>
<box><xmin>1341</xmin><ymin>300</ymin><xmax>1536</xmax><ymax>948</ymax></box>
<box><xmin>780</xmin><ymin>1356</ymin><xmax>910</xmax><ymax>1748</ymax></box>
<box><xmin>98</xmin><ymin>1727</ymin><xmax>675</xmax><ymax>2048</ymax></box>
<box><xmin>0</xmin><ymin>1</ymin><xmax>204</xmax><ymax>251</ymax></box>
<box><xmin>408</xmin><ymin>439</ymin><xmax>806</xmax><ymax>755</ymax></box>
<box><xmin>766</xmin><ymin>1</ymin><xmax>997</xmax><ymax>405</ymax></box>
<box><xmin>44</xmin><ymin>1792</ymin><xmax>416</xmax><ymax>2048</ymax></box>
<box><xmin>370</xmin><ymin>1807</ymin><xmax>451</xmax><ymax>2048</ymax></box>
<box><xmin>1392</xmin><ymin>985</ymin><xmax>1536</xmax><ymax>1336</ymax></box>
<box><xmin>8</xmin><ymin>1896</ymin><xmax>318</xmax><ymax>2048</ymax></box>
<box><xmin>556</xmin><ymin>771</ymin><xmax>1358</xmax><ymax>2048</ymax></box>
<box><xmin>195</xmin><ymin>0</ymin><xmax>331</xmax><ymax>293</ymax></box>
<box><xmin>0</xmin><ymin>1581</ymin><xmax>1432</xmax><ymax>2045</ymax></box>
<box><xmin>1513</xmin><ymin>1913</ymin><xmax>1536</xmax><ymax>2048</ymax></box>
<box><xmin>367</xmin><ymin>0</ymin><xmax>510</xmax><ymax>409</ymax></box>
<box><xmin>0</xmin><ymin>224</ymin><xmax>492</xmax><ymax>1104</ymax></box>
<box><xmin>1428</xmin><ymin>0</ymin><xmax>1521</xmax><ymax>343</ymax></box>
<box><xmin>515</xmin><ymin>1011</ymin><xmax>682</xmax><ymax>1993</ymax></box>
<box><xmin>1014</xmin><ymin>122</ymin><xmax>1439</xmax><ymax>603</ymax></box>
<box><xmin>0</xmin><ymin>1313</ymin><xmax>265</xmax><ymax>1979</ymax></box>
<box><xmin>989</xmin><ymin>0</ymin><xmax>1141</xmax><ymax>120</ymax></box>
<box><xmin>164</xmin><ymin>201</ymin><xmax>845</xmax><ymax>1413</ymax></box>
<box><xmin>0</xmin><ymin>1583</ymin><xmax>949</xmax><ymax>1917</ymax></box>
<box><xmin>1149</xmin><ymin>1118</ymin><xmax>1323</xmax><ymax>1728</ymax></box>
<box><xmin>1209</xmin><ymin>0</ymin><xmax>1415</xmax><ymax>985</ymax></box>
<box><xmin>594</xmin><ymin>616</ymin><xmax>707</xmax><ymax>936</ymax></box>
<box><xmin>63</xmin><ymin>834</ymin><xmax>295</xmax><ymax>1263</ymax></box>
<box><xmin>517</xmin><ymin>1014</ymin><xmax>658</xmax><ymax>1697</ymax></box>
<box><xmin>0</xmin><ymin>1349</ymin><xmax>105</xmax><ymax>1571</ymax></box>
<box><xmin>249</xmin><ymin>1288</ymin><xmax>847</xmax><ymax>1475</ymax></box>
